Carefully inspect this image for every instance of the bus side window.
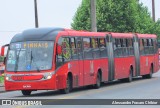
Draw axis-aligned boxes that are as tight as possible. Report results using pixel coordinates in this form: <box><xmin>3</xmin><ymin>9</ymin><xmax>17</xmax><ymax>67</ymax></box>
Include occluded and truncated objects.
<box><xmin>71</xmin><ymin>37</ymin><xmax>78</xmax><ymax>60</ymax></box>
<box><xmin>145</xmin><ymin>39</ymin><xmax>150</xmax><ymax>54</ymax></box>
<box><xmin>123</xmin><ymin>39</ymin><xmax>128</xmax><ymax>56</ymax></box>
<box><xmin>99</xmin><ymin>38</ymin><xmax>107</xmax><ymax>57</ymax></box>
<box><xmin>153</xmin><ymin>39</ymin><xmax>158</xmax><ymax>53</ymax></box>
<box><xmin>128</xmin><ymin>39</ymin><xmax>134</xmax><ymax>55</ymax></box>
<box><xmin>92</xmin><ymin>38</ymin><xmax>100</xmax><ymax>58</ymax></box>
<box><xmin>114</xmin><ymin>38</ymin><xmax>122</xmax><ymax>57</ymax></box>
<box><xmin>120</xmin><ymin>39</ymin><xmax>124</xmax><ymax>56</ymax></box>
<box><xmin>140</xmin><ymin>39</ymin><xmax>145</xmax><ymax>55</ymax></box>
<box><xmin>148</xmin><ymin>39</ymin><xmax>152</xmax><ymax>54</ymax></box>
<box><xmin>56</xmin><ymin>37</ymin><xmax>63</xmax><ymax>68</ymax></box>
<box><xmin>91</xmin><ymin>38</ymin><xmax>98</xmax><ymax>49</ymax></box>
<box><xmin>56</xmin><ymin>37</ymin><xmax>71</xmax><ymax>68</ymax></box>
<box><xmin>76</xmin><ymin>37</ymin><xmax>83</xmax><ymax>59</ymax></box>
<box><xmin>61</xmin><ymin>37</ymin><xmax>71</xmax><ymax>61</ymax></box>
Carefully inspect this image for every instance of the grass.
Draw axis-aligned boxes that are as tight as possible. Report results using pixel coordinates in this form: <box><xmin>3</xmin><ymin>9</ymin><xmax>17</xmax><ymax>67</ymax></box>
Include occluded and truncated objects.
<box><xmin>0</xmin><ymin>76</ymin><xmax>4</xmax><ymax>83</ymax></box>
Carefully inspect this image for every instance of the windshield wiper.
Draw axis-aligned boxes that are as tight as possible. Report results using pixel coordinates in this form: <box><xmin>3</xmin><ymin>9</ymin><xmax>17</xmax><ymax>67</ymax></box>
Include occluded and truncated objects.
<box><xmin>14</xmin><ymin>49</ymin><xmax>21</xmax><ymax>73</ymax></box>
<box><xmin>30</xmin><ymin>51</ymin><xmax>40</xmax><ymax>72</ymax></box>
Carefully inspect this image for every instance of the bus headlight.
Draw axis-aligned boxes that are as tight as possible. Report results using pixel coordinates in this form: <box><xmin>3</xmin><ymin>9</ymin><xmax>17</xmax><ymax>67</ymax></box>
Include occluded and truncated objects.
<box><xmin>5</xmin><ymin>74</ymin><xmax>11</xmax><ymax>81</ymax></box>
<box><xmin>43</xmin><ymin>72</ymin><xmax>52</xmax><ymax>80</ymax></box>
<box><xmin>6</xmin><ymin>76</ymin><xmax>9</xmax><ymax>80</ymax></box>
<box><xmin>46</xmin><ymin>75</ymin><xmax>52</xmax><ymax>79</ymax></box>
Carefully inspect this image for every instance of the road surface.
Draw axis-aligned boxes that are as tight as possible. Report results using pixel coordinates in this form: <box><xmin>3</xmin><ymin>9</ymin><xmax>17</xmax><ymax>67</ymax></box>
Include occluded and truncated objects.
<box><xmin>0</xmin><ymin>71</ymin><xmax>160</xmax><ymax>108</ymax></box>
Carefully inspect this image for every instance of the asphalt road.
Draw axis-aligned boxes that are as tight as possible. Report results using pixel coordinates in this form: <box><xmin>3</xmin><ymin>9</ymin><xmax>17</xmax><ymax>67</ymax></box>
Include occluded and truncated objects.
<box><xmin>0</xmin><ymin>71</ymin><xmax>160</xmax><ymax>108</ymax></box>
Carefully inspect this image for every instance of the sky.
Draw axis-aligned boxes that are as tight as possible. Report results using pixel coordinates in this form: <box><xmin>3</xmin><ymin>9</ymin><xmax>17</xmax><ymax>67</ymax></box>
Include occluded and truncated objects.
<box><xmin>0</xmin><ymin>0</ymin><xmax>159</xmax><ymax>47</ymax></box>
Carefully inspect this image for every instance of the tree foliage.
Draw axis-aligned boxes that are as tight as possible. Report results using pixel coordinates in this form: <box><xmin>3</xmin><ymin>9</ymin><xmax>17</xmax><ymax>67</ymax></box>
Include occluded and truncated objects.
<box><xmin>71</xmin><ymin>0</ymin><xmax>160</xmax><ymax>38</ymax></box>
<box><xmin>0</xmin><ymin>56</ymin><xmax>4</xmax><ymax>62</ymax></box>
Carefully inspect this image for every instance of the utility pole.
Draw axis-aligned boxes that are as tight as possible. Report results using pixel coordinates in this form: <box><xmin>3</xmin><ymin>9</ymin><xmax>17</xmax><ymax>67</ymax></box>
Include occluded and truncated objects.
<box><xmin>90</xmin><ymin>0</ymin><xmax>97</xmax><ymax>32</ymax></box>
<box><xmin>34</xmin><ymin>0</ymin><xmax>39</xmax><ymax>28</ymax></box>
<box><xmin>152</xmin><ymin>0</ymin><xmax>155</xmax><ymax>22</ymax></box>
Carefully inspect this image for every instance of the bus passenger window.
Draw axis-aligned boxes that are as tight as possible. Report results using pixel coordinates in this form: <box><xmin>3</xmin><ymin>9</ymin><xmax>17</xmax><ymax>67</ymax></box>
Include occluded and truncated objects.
<box><xmin>128</xmin><ymin>39</ymin><xmax>133</xmax><ymax>47</ymax></box>
<box><xmin>99</xmin><ymin>38</ymin><xmax>106</xmax><ymax>48</ymax></box>
<box><xmin>61</xmin><ymin>38</ymin><xmax>71</xmax><ymax>60</ymax></box>
<box><xmin>128</xmin><ymin>39</ymin><xmax>134</xmax><ymax>55</ymax></box>
<box><xmin>140</xmin><ymin>39</ymin><xmax>144</xmax><ymax>55</ymax></box>
<box><xmin>83</xmin><ymin>38</ymin><xmax>91</xmax><ymax>50</ymax></box>
<box><xmin>92</xmin><ymin>38</ymin><xmax>98</xmax><ymax>48</ymax></box>
<box><xmin>144</xmin><ymin>39</ymin><xmax>150</xmax><ymax>54</ymax></box>
<box><xmin>56</xmin><ymin>37</ymin><xmax>71</xmax><ymax>68</ymax></box>
<box><xmin>92</xmin><ymin>38</ymin><xmax>100</xmax><ymax>58</ymax></box>
<box><xmin>143</xmin><ymin>39</ymin><xmax>147</xmax><ymax>47</ymax></box>
<box><xmin>71</xmin><ymin>38</ymin><xmax>76</xmax><ymax>49</ymax></box>
<box><xmin>71</xmin><ymin>37</ymin><xmax>78</xmax><ymax>59</ymax></box>
<box><xmin>99</xmin><ymin>38</ymin><xmax>107</xmax><ymax>57</ymax></box>
<box><xmin>122</xmin><ymin>39</ymin><xmax>127</xmax><ymax>47</ymax></box>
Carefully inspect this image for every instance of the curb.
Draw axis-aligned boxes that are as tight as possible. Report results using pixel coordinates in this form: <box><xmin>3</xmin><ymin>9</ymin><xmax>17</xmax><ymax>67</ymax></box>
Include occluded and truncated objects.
<box><xmin>0</xmin><ymin>91</ymin><xmax>7</xmax><ymax>93</ymax></box>
<box><xmin>0</xmin><ymin>89</ymin><xmax>11</xmax><ymax>93</ymax></box>
<box><xmin>0</xmin><ymin>85</ymin><xmax>4</xmax><ymax>87</ymax></box>
<box><xmin>0</xmin><ymin>86</ymin><xmax>5</xmax><ymax>93</ymax></box>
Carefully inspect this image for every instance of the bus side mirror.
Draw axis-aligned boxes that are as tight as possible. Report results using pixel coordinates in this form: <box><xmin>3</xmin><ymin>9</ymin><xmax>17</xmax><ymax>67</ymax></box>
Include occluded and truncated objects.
<box><xmin>1</xmin><ymin>44</ymin><xmax>9</xmax><ymax>56</ymax></box>
<box><xmin>57</xmin><ymin>44</ymin><xmax>62</xmax><ymax>55</ymax></box>
<box><xmin>1</xmin><ymin>44</ymin><xmax>9</xmax><ymax>64</ymax></box>
<box><xmin>0</xmin><ymin>47</ymin><xmax>5</xmax><ymax>56</ymax></box>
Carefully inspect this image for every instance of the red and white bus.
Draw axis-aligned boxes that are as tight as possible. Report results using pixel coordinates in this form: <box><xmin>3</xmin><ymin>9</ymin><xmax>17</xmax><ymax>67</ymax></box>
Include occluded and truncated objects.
<box><xmin>0</xmin><ymin>28</ymin><xmax>159</xmax><ymax>95</ymax></box>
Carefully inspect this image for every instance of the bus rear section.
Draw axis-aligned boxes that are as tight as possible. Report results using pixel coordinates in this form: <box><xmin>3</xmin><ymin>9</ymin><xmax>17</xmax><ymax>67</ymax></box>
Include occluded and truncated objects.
<box><xmin>108</xmin><ymin>33</ymin><xmax>135</xmax><ymax>81</ymax></box>
<box><xmin>136</xmin><ymin>34</ymin><xmax>159</xmax><ymax>78</ymax></box>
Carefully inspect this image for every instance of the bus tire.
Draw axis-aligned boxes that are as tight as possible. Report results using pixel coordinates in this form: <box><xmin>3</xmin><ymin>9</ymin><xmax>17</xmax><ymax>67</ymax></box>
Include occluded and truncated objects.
<box><xmin>94</xmin><ymin>73</ymin><xmax>101</xmax><ymax>89</ymax></box>
<box><xmin>21</xmin><ymin>90</ymin><xmax>31</xmax><ymax>96</ymax></box>
<box><xmin>143</xmin><ymin>66</ymin><xmax>153</xmax><ymax>79</ymax></box>
<box><xmin>126</xmin><ymin>68</ymin><xmax>133</xmax><ymax>82</ymax></box>
<box><xmin>60</xmin><ymin>76</ymin><xmax>72</xmax><ymax>94</ymax></box>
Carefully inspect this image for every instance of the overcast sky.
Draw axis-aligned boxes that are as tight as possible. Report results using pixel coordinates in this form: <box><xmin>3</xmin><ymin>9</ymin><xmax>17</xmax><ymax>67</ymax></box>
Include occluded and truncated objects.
<box><xmin>0</xmin><ymin>0</ymin><xmax>159</xmax><ymax>47</ymax></box>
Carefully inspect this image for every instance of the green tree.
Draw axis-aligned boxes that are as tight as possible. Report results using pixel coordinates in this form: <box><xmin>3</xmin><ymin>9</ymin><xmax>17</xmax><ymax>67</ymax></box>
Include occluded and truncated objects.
<box><xmin>71</xmin><ymin>0</ymin><xmax>159</xmax><ymax>37</ymax></box>
<box><xmin>154</xmin><ymin>19</ymin><xmax>160</xmax><ymax>39</ymax></box>
<box><xmin>0</xmin><ymin>56</ymin><xmax>4</xmax><ymax>62</ymax></box>
<box><xmin>71</xmin><ymin>0</ymin><xmax>91</xmax><ymax>31</ymax></box>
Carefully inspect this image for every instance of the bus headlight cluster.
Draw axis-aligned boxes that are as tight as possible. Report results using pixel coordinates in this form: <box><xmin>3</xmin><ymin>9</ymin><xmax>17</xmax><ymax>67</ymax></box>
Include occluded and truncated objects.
<box><xmin>6</xmin><ymin>76</ymin><xmax>9</xmax><ymax>80</ymax></box>
<box><xmin>46</xmin><ymin>75</ymin><xmax>51</xmax><ymax>79</ymax></box>
<box><xmin>43</xmin><ymin>73</ymin><xmax>52</xmax><ymax>80</ymax></box>
<box><xmin>5</xmin><ymin>74</ymin><xmax>11</xmax><ymax>81</ymax></box>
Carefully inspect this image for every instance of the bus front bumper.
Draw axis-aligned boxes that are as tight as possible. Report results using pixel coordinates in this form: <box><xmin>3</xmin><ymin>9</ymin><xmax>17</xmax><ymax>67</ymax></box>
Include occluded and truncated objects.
<box><xmin>4</xmin><ymin>76</ymin><xmax>57</xmax><ymax>91</ymax></box>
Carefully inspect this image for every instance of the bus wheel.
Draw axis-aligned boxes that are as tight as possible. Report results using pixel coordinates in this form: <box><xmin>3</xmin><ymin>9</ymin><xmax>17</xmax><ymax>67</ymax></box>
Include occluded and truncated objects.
<box><xmin>126</xmin><ymin>68</ymin><xmax>133</xmax><ymax>82</ymax></box>
<box><xmin>21</xmin><ymin>90</ymin><xmax>31</xmax><ymax>96</ymax></box>
<box><xmin>94</xmin><ymin>73</ymin><xmax>101</xmax><ymax>89</ymax></box>
<box><xmin>60</xmin><ymin>76</ymin><xmax>72</xmax><ymax>94</ymax></box>
<box><xmin>143</xmin><ymin>66</ymin><xmax>153</xmax><ymax>79</ymax></box>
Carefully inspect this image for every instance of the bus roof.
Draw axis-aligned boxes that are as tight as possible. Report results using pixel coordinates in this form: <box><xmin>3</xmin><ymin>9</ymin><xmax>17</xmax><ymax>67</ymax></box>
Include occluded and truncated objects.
<box><xmin>109</xmin><ymin>32</ymin><xmax>134</xmax><ymax>38</ymax></box>
<box><xmin>10</xmin><ymin>27</ymin><xmax>64</xmax><ymax>43</ymax></box>
<box><xmin>66</xmin><ymin>30</ymin><xmax>106</xmax><ymax>37</ymax></box>
<box><xmin>136</xmin><ymin>33</ymin><xmax>157</xmax><ymax>38</ymax></box>
<box><xmin>10</xmin><ymin>27</ymin><xmax>157</xmax><ymax>43</ymax></box>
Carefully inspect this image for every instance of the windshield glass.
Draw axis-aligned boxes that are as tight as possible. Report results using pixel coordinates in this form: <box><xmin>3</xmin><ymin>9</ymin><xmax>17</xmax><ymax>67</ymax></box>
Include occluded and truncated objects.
<box><xmin>6</xmin><ymin>41</ymin><xmax>54</xmax><ymax>72</ymax></box>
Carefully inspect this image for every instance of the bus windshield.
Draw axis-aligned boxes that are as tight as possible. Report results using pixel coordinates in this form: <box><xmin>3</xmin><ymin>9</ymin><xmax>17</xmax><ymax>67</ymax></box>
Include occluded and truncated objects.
<box><xmin>6</xmin><ymin>41</ymin><xmax>54</xmax><ymax>72</ymax></box>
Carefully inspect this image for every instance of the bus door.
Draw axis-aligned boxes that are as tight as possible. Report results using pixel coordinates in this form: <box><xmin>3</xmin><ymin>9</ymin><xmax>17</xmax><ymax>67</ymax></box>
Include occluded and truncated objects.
<box><xmin>82</xmin><ymin>37</ymin><xmax>93</xmax><ymax>85</ymax></box>
<box><xmin>76</xmin><ymin>37</ymin><xmax>84</xmax><ymax>86</ymax></box>
<box><xmin>106</xmin><ymin>34</ymin><xmax>115</xmax><ymax>81</ymax></box>
<box><xmin>133</xmin><ymin>35</ymin><xmax>140</xmax><ymax>76</ymax></box>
